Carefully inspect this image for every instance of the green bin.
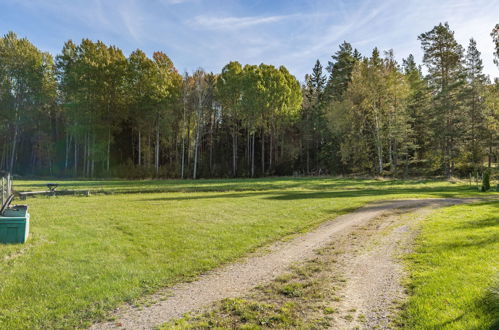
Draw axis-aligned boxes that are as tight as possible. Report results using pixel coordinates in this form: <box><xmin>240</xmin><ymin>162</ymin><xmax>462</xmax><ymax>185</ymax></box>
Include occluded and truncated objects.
<box><xmin>0</xmin><ymin>205</ymin><xmax>30</xmax><ymax>244</ymax></box>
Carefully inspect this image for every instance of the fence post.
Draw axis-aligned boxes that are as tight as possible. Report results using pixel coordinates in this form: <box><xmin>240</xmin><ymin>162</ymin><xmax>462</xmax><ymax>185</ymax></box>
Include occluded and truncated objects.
<box><xmin>1</xmin><ymin>177</ymin><xmax>4</xmax><ymax>208</ymax></box>
<box><xmin>7</xmin><ymin>173</ymin><xmax>11</xmax><ymax>197</ymax></box>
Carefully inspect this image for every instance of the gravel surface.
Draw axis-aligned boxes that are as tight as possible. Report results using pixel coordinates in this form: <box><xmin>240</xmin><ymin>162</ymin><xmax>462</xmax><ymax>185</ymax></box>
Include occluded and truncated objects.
<box><xmin>331</xmin><ymin>203</ymin><xmax>456</xmax><ymax>329</ymax></box>
<box><xmin>90</xmin><ymin>198</ymin><xmax>468</xmax><ymax>330</ymax></box>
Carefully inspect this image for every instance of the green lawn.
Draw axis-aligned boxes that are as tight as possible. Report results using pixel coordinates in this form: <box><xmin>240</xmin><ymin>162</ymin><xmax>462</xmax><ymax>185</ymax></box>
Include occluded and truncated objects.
<box><xmin>402</xmin><ymin>201</ymin><xmax>499</xmax><ymax>329</ymax></box>
<box><xmin>0</xmin><ymin>177</ymin><xmax>495</xmax><ymax>328</ymax></box>
<box><xmin>12</xmin><ymin>176</ymin><xmax>489</xmax><ymax>195</ymax></box>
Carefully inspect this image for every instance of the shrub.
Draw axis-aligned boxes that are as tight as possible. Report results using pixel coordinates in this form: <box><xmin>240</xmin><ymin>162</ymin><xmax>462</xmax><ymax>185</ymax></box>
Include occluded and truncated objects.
<box><xmin>481</xmin><ymin>170</ymin><xmax>491</xmax><ymax>192</ymax></box>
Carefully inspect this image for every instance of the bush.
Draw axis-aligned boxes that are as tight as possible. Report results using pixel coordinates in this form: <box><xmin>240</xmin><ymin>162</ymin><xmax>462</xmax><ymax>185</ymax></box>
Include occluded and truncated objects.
<box><xmin>481</xmin><ymin>170</ymin><xmax>491</xmax><ymax>192</ymax></box>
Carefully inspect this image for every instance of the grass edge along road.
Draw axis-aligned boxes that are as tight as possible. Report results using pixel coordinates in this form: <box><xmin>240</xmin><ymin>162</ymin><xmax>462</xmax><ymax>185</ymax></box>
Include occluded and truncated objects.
<box><xmin>0</xmin><ymin>178</ymin><xmax>496</xmax><ymax>329</ymax></box>
<box><xmin>400</xmin><ymin>200</ymin><xmax>498</xmax><ymax>329</ymax></box>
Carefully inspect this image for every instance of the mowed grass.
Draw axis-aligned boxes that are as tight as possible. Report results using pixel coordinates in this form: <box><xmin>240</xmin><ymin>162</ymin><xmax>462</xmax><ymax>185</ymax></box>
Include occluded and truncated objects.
<box><xmin>12</xmin><ymin>176</ymin><xmax>490</xmax><ymax>195</ymax></box>
<box><xmin>0</xmin><ymin>177</ymin><xmax>495</xmax><ymax>328</ymax></box>
<box><xmin>402</xmin><ymin>201</ymin><xmax>499</xmax><ymax>329</ymax></box>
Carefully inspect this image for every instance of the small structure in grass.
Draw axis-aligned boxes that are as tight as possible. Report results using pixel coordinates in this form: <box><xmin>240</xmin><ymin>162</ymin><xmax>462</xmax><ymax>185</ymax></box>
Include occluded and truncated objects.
<box><xmin>0</xmin><ymin>172</ymin><xmax>30</xmax><ymax>244</ymax></box>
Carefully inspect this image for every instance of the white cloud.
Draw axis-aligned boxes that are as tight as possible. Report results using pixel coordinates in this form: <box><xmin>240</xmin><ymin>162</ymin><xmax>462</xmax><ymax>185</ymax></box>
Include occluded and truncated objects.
<box><xmin>190</xmin><ymin>14</ymin><xmax>297</xmax><ymax>30</ymax></box>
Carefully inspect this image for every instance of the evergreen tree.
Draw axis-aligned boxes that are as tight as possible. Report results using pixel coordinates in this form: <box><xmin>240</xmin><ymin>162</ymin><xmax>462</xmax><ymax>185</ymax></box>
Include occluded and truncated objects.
<box><xmin>483</xmin><ymin>81</ymin><xmax>499</xmax><ymax>168</ymax></box>
<box><xmin>463</xmin><ymin>39</ymin><xmax>488</xmax><ymax>170</ymax></box>
<box><xmin>418</xmin><ymin>22</ymin><xmax>465</xmax><ymax>176</ymax></box>
<box><xmin>325</xmin><ymin>41</ymin><xmax>361</xmax><ymax>101</ymax></box>
<box><xmin>301</xmin><ymin>59</ymin><xmax>327</xmax><ymax>173</ymax></box>
<box><xmin>492</xmin><ymin>24</ymin><xmax>499</xmax><ymax>67</ymax></box>
<box><xmin>402</xmin><ymin>54</ymin><xmax>431</xmax><ymax>174</ymax></box>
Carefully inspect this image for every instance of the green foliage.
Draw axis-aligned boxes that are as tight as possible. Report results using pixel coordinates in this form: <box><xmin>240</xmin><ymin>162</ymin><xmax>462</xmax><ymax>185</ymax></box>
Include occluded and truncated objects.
<box><xmin>492</xmin><ymin>24</ymin><xmax>499</xmax><ymax>67</ymax></box>
<box><xmin>418</xmin><ymin>23</ymin><xmax>466</xmax><ymax>177</ymax></box>
<box><xmin>324</xmin><ymin>41</ymin><xmax>360</xmax><ymax>102</ymax></box>
<box><xmin>1</xmin><ymin>24</ymin><xmax>498</xmax><ymax>178</ymax></box>
<box><xmin>0</xmin><ymin>31</ymin><xmax>57</xmax><ymax>173</ymax></box>
<box><xmin>326</xmin><ymin>49</ymin><xmax>411</xmax><ymax>175</ymax></box>
<box><xmin>482</xmin><ymin>169</ymin><xmax>491</xmax><ymax>191</ymax></box>
<box><xmin>300</xmin><ymin>60</ymin><xmax>330</xmax><ymax>174</ymax></box>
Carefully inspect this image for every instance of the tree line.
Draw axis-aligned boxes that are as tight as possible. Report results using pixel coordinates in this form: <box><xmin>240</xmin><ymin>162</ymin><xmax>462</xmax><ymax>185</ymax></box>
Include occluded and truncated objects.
<box><xmin>0</xmin><ymin>22</ymin><xmax>498</xmax><ymax>178</ymax></box>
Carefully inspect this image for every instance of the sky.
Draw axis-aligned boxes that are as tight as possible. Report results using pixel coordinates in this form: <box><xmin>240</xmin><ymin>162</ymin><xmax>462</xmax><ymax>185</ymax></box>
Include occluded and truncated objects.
<box><xmin>1</xmin><ymin>0</ymin><xmax>498</xmax><ymax>81</ymax></box>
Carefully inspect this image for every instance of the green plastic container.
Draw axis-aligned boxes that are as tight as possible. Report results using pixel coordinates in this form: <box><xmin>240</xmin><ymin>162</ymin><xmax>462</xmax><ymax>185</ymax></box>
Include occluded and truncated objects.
<box><xmin>0</xmin><ymin>205</ymin><xmax>30</xmax><ymax>244</ymax></box>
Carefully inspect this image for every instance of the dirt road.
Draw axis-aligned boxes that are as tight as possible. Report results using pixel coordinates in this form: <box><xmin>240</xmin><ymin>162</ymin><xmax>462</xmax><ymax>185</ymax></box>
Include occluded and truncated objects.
<box><xmin>91</xmin><ymin>198</ymin><xmax>467</xmax><ymax>330</ymax></box>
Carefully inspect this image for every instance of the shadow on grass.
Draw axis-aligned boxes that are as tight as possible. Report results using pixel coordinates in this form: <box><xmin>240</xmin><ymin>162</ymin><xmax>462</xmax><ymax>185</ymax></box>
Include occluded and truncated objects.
<box><xmin>431</xmin><ymin>285</ymin><xmax>498</xmax><ymax>329</ymax></box>
<box><xmin>433</xmin><ymin>235</ymin><xmax>497</xmax><ymax>250</ymax></box>
<box><xmin>480</xmin><ymin>283</ymin><xmax>499</xmax><ymax>330</ymax></box>
<box><xmin>455</xmin><ymin>216</ymin><xmax>499</xmax><ymax>230</ymax></box>
<box><xmin>16</xmin><ymin>177</ymin><xmax>450</xmax><ymax>195</ymax></box>
<box><xmin>138</xmin><ymin>185</ymin><xmax>476</xmax><ymax>202</ymax></box>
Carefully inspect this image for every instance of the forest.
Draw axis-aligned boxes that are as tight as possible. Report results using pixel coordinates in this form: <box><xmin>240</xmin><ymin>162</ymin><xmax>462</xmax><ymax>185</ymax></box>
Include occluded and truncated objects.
<box><xmin>0</xmin><ymin>22</ymin><xmax>498</xmax><ymax>179</ymax></box>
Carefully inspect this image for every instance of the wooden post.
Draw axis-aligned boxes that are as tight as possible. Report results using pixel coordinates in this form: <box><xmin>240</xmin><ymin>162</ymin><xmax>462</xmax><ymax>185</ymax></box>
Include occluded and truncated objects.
<box><xmin>7</xmin><ymin>173</ymin><xmax>11</xmax><ymax>197</ymax></box>
<box><xmin>1</xmin><ymin>177</ymin><xmax>4</xmax><ymax>208</ymax></box>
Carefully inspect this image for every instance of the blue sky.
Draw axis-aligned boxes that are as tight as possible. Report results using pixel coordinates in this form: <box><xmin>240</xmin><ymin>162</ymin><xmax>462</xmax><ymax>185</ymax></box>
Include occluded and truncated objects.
<box><xmin>1</xmin><ymin>0</ymin><xmax>498</xmax><ymax>80</ymax></box>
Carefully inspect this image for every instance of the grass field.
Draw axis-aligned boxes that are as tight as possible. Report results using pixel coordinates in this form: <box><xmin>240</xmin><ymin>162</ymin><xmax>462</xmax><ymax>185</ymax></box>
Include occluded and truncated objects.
<box><xmin>0</xmin><ymin>177</ymin><xmax>496</xmax><ymax>328</ymax></box>
<box><xmin>401</xmin><ymin>201</ymin><xmax>498</xmax><ymax>329</ymax></box>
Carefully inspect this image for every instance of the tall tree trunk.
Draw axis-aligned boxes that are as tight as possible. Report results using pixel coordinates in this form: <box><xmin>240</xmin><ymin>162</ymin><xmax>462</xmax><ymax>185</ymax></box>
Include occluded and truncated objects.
<box><xmin>83</xmin><ymin>133</ymin><xmax>87</xmax><ymax>177</ymax></box>
<box><xmin>404</xmin><ymin>152</ymin><xmax>409</xmax><ymax>178</ymax></box>
<box><xmin>138</xmin><ymin>130</ymin><xmax>142</xmax><ymax>167</ymax></box>
<box><xmin>261</xmin><ymin>129</ymin><xmax>265</xmax><ymax>175</ymax></box>
<box><xmin>269</xmin><ymin>131</ymin><xmax>273</xmax><ymax>172</ymax></box>
<box><xmin>389</xmin><ymin>140</ymin><xmax>394</xmax><ymax>173</ymax></box>
<box><xmin>251</xmin><ymin>132</ymin><xmax>255</xmax><ymax>177</ymax></box>
<box><xmin>488</xmin><ymin>129</ymin><xmax>493</xmax><ymax>169</ymax></box>
<box><xmin>377</xmin><ymin>144</ymin><xmax>383</xmax><ymax>175</ymax></box>
<box><xmin>107</xmin><ymin>128</ymin><xmax>111</xmax><ymax>172</ymax></box>
<box><xmin>181</xmin><ymin>136</ymin><xmax>185</xmax><ymax>179</ymax></box>
<box><xmin>246</xmin><ymin>130</ymin><xmax>250</xmax><ymax>172</ymax></box>
<box><xmin>155</xmin><ymin>122</ymin><xmax>160</xmax><ymax>176</ymax></box>
<box><xmin>374</xmin><ymin>116</ymin><xmax>383</xmax><ymax>175</ymax></box>
<box><xmin>9</xmin><ymin>123</ymin><xmax>18</xmax><ymax>173</ymax></box>
<box><xmin>209</xmin><ymin>115</ymin><xmax>214</xmax><ymax>175</ymax></box>
<box><xmin>65</xmin><ymin>132</ymin><xmax>70</xmax><ymax>171</ymax></box>
<box><xmin>306</xmin><ymin>149</ymin><xmax>310</xmax><ymax>174</ymax></box>
<box><xmin>91</xmin><ymin>133</ymin><xmax>95</xmax><ymax>178</ymax></box>
<box><xmin>193</xmin><ymin>123</ymin><xmax>200</xmax><ymax>179</ymax></box>
<box><xmin>232</xmin><ymin>130</ymin><xmax>237</xmax><ymax>177</ymax></box>
<box><xmin>87</xmin><ymin>133</ymin><xmax>91</xmax><ymax>177</ymax></box>
<box><xmin>1</xmin><ymin>145</ymin><xmax>6</xmax><ymax>170</ymax></box>
<box><xmin>187</xmin><ymin>124</ymin><xmax>191</xmax><ymax>169</ymax></box>
<box><xmin>74</xmin><ymin>139</ymin><xmax>78</xmax><ymax>176</ymax></box>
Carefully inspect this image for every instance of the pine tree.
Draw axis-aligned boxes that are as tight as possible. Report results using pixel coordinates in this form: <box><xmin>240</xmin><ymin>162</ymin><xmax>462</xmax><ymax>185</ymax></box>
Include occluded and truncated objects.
<box><xmin>419</xmin><ymin>22</ymin><xmax>465</xmax><ymax>177</ymax></box>
<box><xmin>325</xmin><ymin>41</ymin><xmax>361</xmax><ymax>102</ymax></box>
<box><xmin>483</xmin><ymin>81</ymin><xmax>499</xmax><ymax>168</ymax></box>
<box><xmin>301</xmin><ymin>60</ymin><xmax>326</xmax><ymax>173</ymax></box>
<box><xmin>492</xmin><ymin>24</ymin><xmax>499</xmax><ymax>67</ymax></box>
<box><xmin>463</xmin><ymin>39</ymin><xmax>488</xmax><ymax>170</ymax></box>
<box><xmin>402</xmin><ymin>54</ymin><xmax>431</xmax><ymax>174</ymax></box>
